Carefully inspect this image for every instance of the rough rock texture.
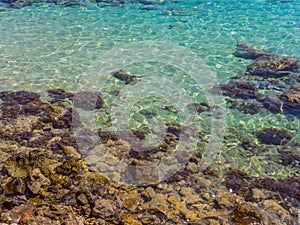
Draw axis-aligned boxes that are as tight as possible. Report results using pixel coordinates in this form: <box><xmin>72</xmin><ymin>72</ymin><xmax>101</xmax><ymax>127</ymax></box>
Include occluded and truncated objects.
<box><xmin>111</xmin><ymin>69</ymin><xmax>139</xmax><ymax>85</ymax></box>
<box><xmin>220</xmin><ymin>81</ymin><xmax>261</xmax><ymax>99</ymax></box>
<box><xmin>257</xmin><ymin>128</ymin><xmax>292</xmax><ymax>145</ymax></box>
<box><xmin>0</xmin><ymin>90</ymin><xmax>298</xmax><ymax>224</ymax></box>
<box><xmin>234</xmin><ymin>42</ymin><xmax>273</xmax><ymax>59</ymax></box>
<box><xmin>247</xmin><ymin>55</ymin><xmax>299</xmax><ymax>78</ymax></box>
<box><xmin>259</xmin><ymin>88</ymin><xmax>300</xmax><ymax>118</ymax></box>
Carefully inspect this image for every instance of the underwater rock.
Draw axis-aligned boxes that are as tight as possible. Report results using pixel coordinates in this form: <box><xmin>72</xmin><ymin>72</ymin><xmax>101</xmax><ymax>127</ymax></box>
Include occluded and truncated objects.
<box><xmin>229</xmin><ymin>100</ymin><xmax>261</xmax><ymax>115</ymax></box>
<box><xmin>223</xmin><ymin>170</ymin><xmax>253</xmax><ymax>200</ymax></box>
<box><xmin>47</xmin><ymin>89</ymin><xmax>74</xmax><ymax>101</ymax></box>
<box><xmin>0</xmin><ymin>91</ymin><xmax>40</xmax><ymax>105</ymax></box>
<box><xmin>259</xmin><ymin>95</ymin><xmax>283</xmax><ymax>114</ymax></box>
<box><xmin>240</xmin><ymin>136</ymin><xmax>262</xmax><ymax>154</ymax></box>
<box><xmin>279</xmin><ymin>147</ymin><xmax>300</xmax><ymax>167</ymax></box>
<box><xmin>73</xmin><ymin>91</ymin><xmax>104</xmax><ymax>110</ymax></box>
<box><xmin>186</xmin><ymin>102</ymin><xmax>210</xmax><ymax>113</ymax></box>
<box><xmin>234</xmin><ymin>42</ymin><xmax>272</xmax><ymax>59</ymax></box>
<box><xmin>256</xmin><ymin>128</ymin><xmax>292</xmax><ymax>145</ymax></box>
<box><xmin>48</xmin><ymin>89</ymin><xmax>104</xmax><ymax>111</ymax></box>
<box><xmin>259</xmin><ymin>88</ymin><xmax>300</xmax><ymax>117</ymax></box>
<box><xmin>220</xmin><ymin>80</ymin><xmax>261</xmax><ymax>99</ymax></box>
<box><xmin>247</xmin><ymin>55</ymin><xmax>299</xmax><ymax>78</ymax></box>
<box><xmin>111</xmin><ymin>70</ymin><xmax>138</xmax><ymax>85</ymax></box>
<box><xmin>255</xmin><ymin>177</ymin><xmax>300</xmax><ymax>200</ymax></box>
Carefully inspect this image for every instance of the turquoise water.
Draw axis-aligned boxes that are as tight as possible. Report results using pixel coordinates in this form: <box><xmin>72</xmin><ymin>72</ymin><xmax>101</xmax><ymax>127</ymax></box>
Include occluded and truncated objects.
<box><xmin>1</xmin><ymin>0</ymin><xmax>300</xmax><ymax>179</ymax></box>
<box><xmin>0</xmin><ymin>0</ymin><xmax>299</xmax><ymax>92</ymax></box>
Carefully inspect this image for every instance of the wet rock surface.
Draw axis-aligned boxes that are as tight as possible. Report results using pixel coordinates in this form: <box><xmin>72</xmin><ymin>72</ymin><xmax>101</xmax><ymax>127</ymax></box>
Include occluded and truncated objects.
<box><xmin>234</xmin><ymin>42</ymin><xmax>273</xmax><ymax>60</ymax></box>
<box><xmin>0</xmin><ymin>90</ymin><xmax>298</xmax><ymax>224</ymax></box>
<box><xmin>111</xmin><ymin>69</ymin><xmax>139</xmax><ymax>85</ymax></box>
<box><xmin>257</xmin><ymin>128</ymin><xmax>292</xmax><ymax>145</ymax></box>
<box><xmin>247</xmin><ymin>55</ymin><xmax>299</xmax><ymax>78</ymax></box>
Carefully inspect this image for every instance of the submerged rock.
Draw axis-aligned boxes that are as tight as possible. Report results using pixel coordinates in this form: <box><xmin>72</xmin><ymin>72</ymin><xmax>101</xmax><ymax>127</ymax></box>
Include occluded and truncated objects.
<box><xmin>186</xmin><ymin>102</ymin><xmax>210</xmax><ymax>113</ymax></box>
<box><xmin>111</xmin><ymin>70</ymin><xmax>138</xmax><ymax>85</ymax></box>
<box><xmin>256</xmin><ymin>128</ymin><xmax>292</xmax><ymax>145</ymax></box>
<box><xmin>259</xmin><ymin>87</ymin><xmax>300</xmax><ymax>118</ymax></box>
<box><xmin>247</xmin><ymin>55</ymin><xmax>299</xmax><ymax>78</ymax></box>
<box><xmin>234</xmin><ymin>42</ymin><xmax>272</xmax><ymax>60</ymax></box>
<box><xmin>47</xmin><ymin>89</ymin><xmax>74</xmax><ymax>101</ymax></box>
<box><xmin>229</xmin><ymin>100</ymin><xmax>261</xmax><ymax>115</ymax></box>
<box><xmin>220</xmin><ymin>81</ymin><xmax>261</xmax><ymax>99</ymax></box>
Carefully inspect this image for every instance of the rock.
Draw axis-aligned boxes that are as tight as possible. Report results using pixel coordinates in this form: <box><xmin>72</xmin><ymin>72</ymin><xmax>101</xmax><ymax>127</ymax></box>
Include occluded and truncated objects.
<box><xmin>27</xmin><ymin>168</ymin><xmax>51</xmax><ymax>195</ymax></box>
<box><xmin>240</xmin><ymin>136</ymin><xmax>259</xmax><ymax>151</ymax></box>
<box><xmin>0</xmin><ymin>202</ymin><xmax>36</xmax><ymax>224</ymax></box>
<box><xmin>247</xmin><ymin>55</ymin><xmax>299</xmax><ymax>78</ymax></box>
<box><xmin>259</xmin><ymin>95</ymin><xmax>284</xmax><ymax>114</ymax></box>
<box><xmin>187</xmin><ymin>102</ymin><xmax>210</xmax><ymax>113</ymax></box>
<box><xmin>279</xmin><ymin>147</ymin><xmax>300</xmax><ymax>166</ymax></box>
<box><xmin>186</xmin><ymin>162</ymin><xmax>198</xmax><ymax>173</ymax></box>
<box><xmin>261</xmin><ymin>199</ymin><xmax>296</xmax><ymax>224</ymax></box>
<box><xmin>92</xmin><ymin>199</ymin><xmax>117</xmax><ymax>219</ymax></box>
<box><xmin>142</xmin><ymin>187</ymin><xmax>156</xmax><ymax>201</ymax></box>
<box><xmin>77</xmin><ymin>193</ymin><xmax>89</xmax><ymax>205</ymax></box>
<box><xmin>259</xmin><ymin>88</ymin><xmax>300</xmax><ymax>118</ymax></box>
<box><xmin>121</xmin><ymin>194</ymin><xmax>140</xmax><ymax>211</ymax></box>
<box><xmin>229</xmin><ymin>100</ymin><xmax>261</xmax><ymax>115</ymax></box>
<box><xmin>47</xmin><ymin>89</ymin><xmax>74</xmax><ymax>102</ymax></box>
<box><xmin>251</xmin><ymin>188</ymin><xmax>266</xmax><ymax>201</ymax></box>
<box><xmin>4</xmin><ymin>177</ymin><xmax>26</xmax><ymax>195</ymax></box>
<box><xmin>220</xmin><ymin>81</ymin><xmax>261</xmax><ymax>99</ymax></box>
<box><xmin>216</xmin><ymin>189</ymin><xmax>243</xmax><ymax>208</ymax></box>
<box><xmin>73</xmin><ymin>91</ymin><xmax>104</xmax><ymax>110</ymax></box>
<box><xmin>255</xmin><ymin>177</ymin><xmax>300</xmax><ymax>200</ymax></box>
<box><xmin>223</xmin><ymin>170</ymin><xmax>253</xmax><ymax>200</ymax></box>
<box><xmin>234</xmin><ymin>42</ymin><xmax>273</xmax><ymax>59</ymax></box>
<box><xmin>256</xmin><ymin>128</ymin><xmax>292</xmax><ymax>145</ymax></box>
<box><xmin>111</xmin><ymin>70</ymin><xmax>138</xmax><ymax>85</ymax></box>
<box><xmin>232</xmin><ymin>203</ymin><xmax>264</xmax><ymax>225</ymax></box>
<box><xmin>122</xmin><ymin>214</ymin><xmax>143</xmax><ymax>225</ymax></box>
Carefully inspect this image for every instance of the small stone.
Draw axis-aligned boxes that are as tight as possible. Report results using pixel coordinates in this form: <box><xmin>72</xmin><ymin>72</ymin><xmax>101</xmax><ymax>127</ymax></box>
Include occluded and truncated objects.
<box><xmin>186</xmin><ymin>162</ymin><xmax>198</xmax><ymax>173</ymax></box>
<box><xmin>216</xmin><ymin>189</ymin><xmax>243</xmax><ymax>208</ymax></box>
<box><xmin>92</xmin><ymin>199</ymin><xmax>117</xmax><ymax>218</ymax></box>
<box><xmin>77</xmin><ymin>193</ymin><xmax>89</xmax><ymax>205</ymax></box>
<box><xmin>27</xmin><ymin>168</ymin><xmax>51</xmax><ymax>195</ymax></box>
<box><xmin>122</xmin><ymin>195</ymin><xmax>140</xmax><ymax>211</ymax></box>
<box><xmin>121</xmin><ymin>214</ymin><xmax>143</xmax><ymax>225</ymax></box>
<box><xmin>179</xmin><ymin>187</ymin><xmax>193</xmax><ymax>197</ymax></box>
<box><xmin>142</xmin><ymin>187</ymin><xmax>156</xmax><ymax>201</ymax></box>
<box><xmin>197</xmin><ymin>177</ymin><xmax>212</xmax><ymax>188</ymax></box>
<box><xmin>252</xmin><ymin>188</ymin><xmax>266</xmax><ymax>201</ymax></box>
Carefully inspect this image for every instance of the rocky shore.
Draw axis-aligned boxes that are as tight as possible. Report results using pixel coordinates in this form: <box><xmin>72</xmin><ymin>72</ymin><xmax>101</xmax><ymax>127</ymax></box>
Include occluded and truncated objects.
<box><xmin>0</xmin><ymin>42</ymin><xmax>300</xmax><ymax>224</ymax></box>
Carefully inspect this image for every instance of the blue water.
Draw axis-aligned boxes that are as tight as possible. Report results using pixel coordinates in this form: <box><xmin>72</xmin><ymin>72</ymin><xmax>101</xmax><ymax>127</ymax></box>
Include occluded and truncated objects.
<box><xmin>0</xmin><ymin>0</ymin><xmax>300</xmax><ymax>179</ymax></box>
<box><xmin>0</xmin><ymin>0</ymin><xmax>299</xmax><ymax>92</ymax></box>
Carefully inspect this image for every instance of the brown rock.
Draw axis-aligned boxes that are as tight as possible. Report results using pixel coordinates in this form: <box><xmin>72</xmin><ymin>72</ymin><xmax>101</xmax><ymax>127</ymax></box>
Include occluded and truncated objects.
<box><xmin>257</xmin><ymin>128</ymin><xmax>292</xmax><ymax>145</ymax></box>
<box><xmin>27</xmin><ymin>168</ymin><xmax>51</xmax><ymax>195</ymax></box>
<box><xmin>247</xmin><ymin>55</ymin><xmax>299</xmax><ymax>77</ymax></box>
<box><xmin>142</xmin><ymin>187</ymin><xmax>156</xmax><ymax>201</ymax></box>
<box><xmin>92</xmin><ymin>199</ymin><xmax>117</xmax><ymax>219</ymax></box>
<box><xmin>121</xmin><ymin>214</ymin><xmax>143</xmax><ymax>225</ymax></box>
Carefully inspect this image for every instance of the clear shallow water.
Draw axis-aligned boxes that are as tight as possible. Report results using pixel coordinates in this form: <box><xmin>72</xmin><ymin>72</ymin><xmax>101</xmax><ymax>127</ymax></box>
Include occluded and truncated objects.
<box><xmin>0</xmin><ymin>0</ymin><xmax>299</xmax><ymax>91</ymax></box>
<box><xmin>0</xmin><ymin>0</ymin><xmax>300</xmax><ymax>179</ymax></box>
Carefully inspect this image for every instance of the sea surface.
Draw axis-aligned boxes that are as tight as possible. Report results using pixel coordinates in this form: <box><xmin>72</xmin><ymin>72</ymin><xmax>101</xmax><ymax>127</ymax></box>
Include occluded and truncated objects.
<box><xmin>0</xmin><ymin>0</ymin><xmax>300</xmax><ymax>181</ymax></box>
